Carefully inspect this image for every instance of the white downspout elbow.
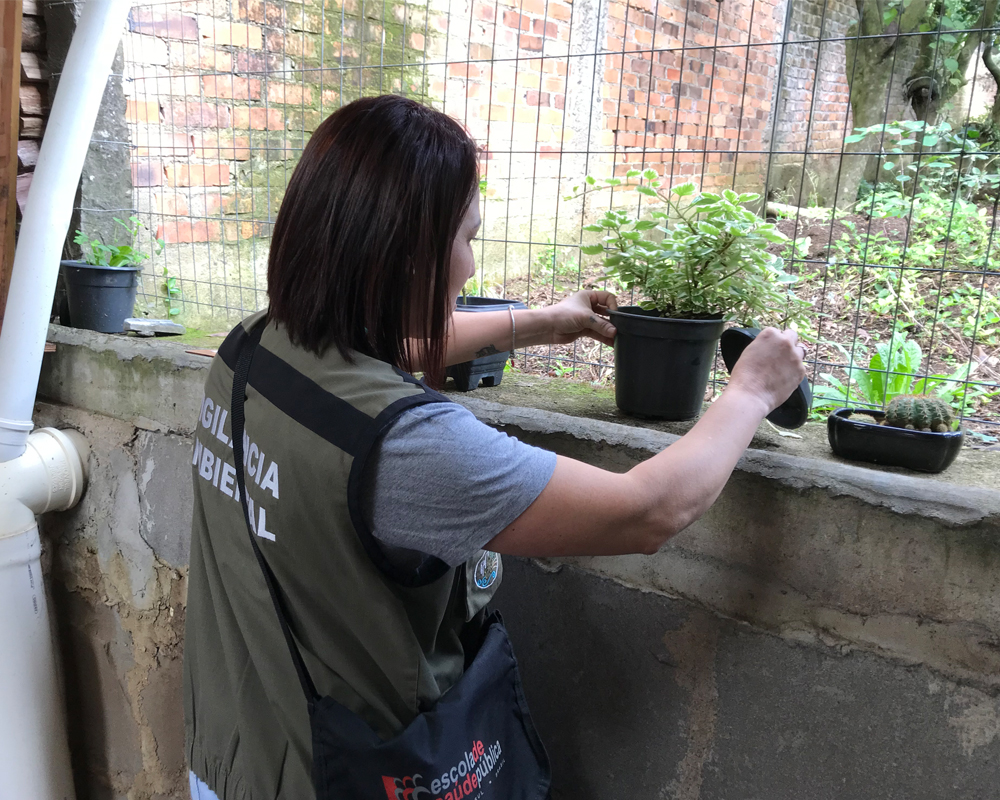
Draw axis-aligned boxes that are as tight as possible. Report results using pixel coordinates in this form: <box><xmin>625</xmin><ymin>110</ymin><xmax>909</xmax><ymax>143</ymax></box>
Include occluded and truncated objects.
<box><xmin>0</xmin><ymin>427</ymin><xmax>89</xmax><ymax>514</ymax></box>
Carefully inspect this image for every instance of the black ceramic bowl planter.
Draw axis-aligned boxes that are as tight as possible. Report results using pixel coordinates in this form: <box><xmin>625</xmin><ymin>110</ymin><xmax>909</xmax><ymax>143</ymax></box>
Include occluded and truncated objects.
<box><xmin>447</xmin><ymin>297</ymin><xmax>528</xmax><ymax>392</ymax></box>
<box><xmin>609</xmin><ymin>306</ymin><xmax>726</xmax><ymax>420</ymax></box>
<box><xmin>827</xmin><ymin>408</ymin><xmax>964</xmax><ymax>473</ymax></box>
<box><xmin>60</xmin><ymin>260</ymin><xmax>141</xmax><ymax>333</ymax></box>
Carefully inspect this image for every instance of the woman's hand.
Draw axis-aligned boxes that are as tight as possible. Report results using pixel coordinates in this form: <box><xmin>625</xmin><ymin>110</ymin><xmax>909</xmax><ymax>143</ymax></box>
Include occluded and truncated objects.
<box><xmin>727</xmin><ymin>327</ymin><xmax>807</xmax><ymax>413</ymax></box>
<box><xmin>545</xmin><ymin>290</ymin><xmax>619</xmax><ymax>346</ymax></box>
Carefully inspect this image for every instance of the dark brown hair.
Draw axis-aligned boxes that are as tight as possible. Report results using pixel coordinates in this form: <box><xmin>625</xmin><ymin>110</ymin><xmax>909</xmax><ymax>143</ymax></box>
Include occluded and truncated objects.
<box><xmin>267</xmin><ymin>95</ymin><xmax>479</xmax><ymax>378</ymax></box>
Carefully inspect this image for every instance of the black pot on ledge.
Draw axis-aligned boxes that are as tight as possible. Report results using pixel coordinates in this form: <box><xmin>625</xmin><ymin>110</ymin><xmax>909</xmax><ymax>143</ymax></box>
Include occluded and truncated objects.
<box><xmin>609</xmin><ymin>306</ymin><xmax>725</xmax><ymax>420</ymax></box>
<box><xmin>447</xmin><ymin>297</ymin><xmax>527</xmax><ymax>392</ymax></box>
<box><xmin>827</xmin><ymin>408</ymin><xmax>964</xmax><ymax>473</ymax></box>
<box><xmin>60</xmin><ymin>260</ymin><xmax>140</xmax><ymax>333</ymax></box>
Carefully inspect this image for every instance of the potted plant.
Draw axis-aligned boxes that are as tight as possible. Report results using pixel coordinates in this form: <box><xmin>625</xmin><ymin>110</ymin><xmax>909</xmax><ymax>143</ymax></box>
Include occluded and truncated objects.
<box><xmin>578</xmin><ymin>172</ymin><xmax>806</xmax><ymax>419</ymax></box>
<box><xmin>828</xmin><ymin>397</ymin><xmax>964</xmax><ymax>473</ymax></box>
<box><xmin>61</xmin><ymin>216</ymin><xmax>159</xmax><ymax>333</ymax></box>
<box><xmin>447</xmin><ymin>288</ymin><xmax>527</xmax><ymax>391</ymax></box>
<box><xmin>816</xmin><ymin>331</ymin><xmax>967</xmax><ymax>472</ymax></box>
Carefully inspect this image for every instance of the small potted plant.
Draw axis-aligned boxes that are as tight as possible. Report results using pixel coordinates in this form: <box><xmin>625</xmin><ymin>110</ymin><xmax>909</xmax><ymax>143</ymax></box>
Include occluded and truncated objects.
<box><xmin>828</xmin><ymin>396</ymin><xmax>964</xmax><ymax>473</ymax></box>
<box><xmin>816</xmin><ymin>330</ymin><xmax>967</xmax><ymax>471</ymax></box>
<box><xmin>578</xmin><ymin>172</ymin><xmax>806</xmax><ymax>419</ymax></box>
<box><xmin>61</xmin><ymin>216</ymin><xmax>159</xmax><ymax>333</ymax></box>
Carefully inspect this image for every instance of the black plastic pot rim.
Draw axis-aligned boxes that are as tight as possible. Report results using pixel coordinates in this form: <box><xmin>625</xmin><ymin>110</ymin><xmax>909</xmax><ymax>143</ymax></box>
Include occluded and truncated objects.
<box><xmin>61</xmin><ymin>260</ymin><xmax>141</xmax><ymax>272</ymax></box>
<box><xmin>609</xmin><ymin>305</ymin><xmax>724</xmax><ymax>323</ymax></box>
<box><xmin>455</xmin><ymin>296</ymin><xmax>527</xmax><ymax>311</ymax></box>
<box><xmin>610</xmin><ymin>306</ymin><xmax>726</xmax><ymax>341</ymax></box>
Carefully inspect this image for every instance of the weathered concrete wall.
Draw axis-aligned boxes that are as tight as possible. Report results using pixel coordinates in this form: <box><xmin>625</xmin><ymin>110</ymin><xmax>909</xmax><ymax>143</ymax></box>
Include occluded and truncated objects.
<box><xmin>35</xmin><ymin>325</ymin><xmax>1000</xmax><ymax>798</ymax></box>
<box><xmin>46</xmin><ymin>0</ymin><xmax>133</xmax><ymax>250</ymax></box>
<box><xmin>497</xmin><ymin>559</ymin><xmax>1000</xmax><ymax>798</ymax></box>
<box><xmin>36</xmin><ymin>402</ymin><xmax>190</xmax><ymax>799</ymax></box>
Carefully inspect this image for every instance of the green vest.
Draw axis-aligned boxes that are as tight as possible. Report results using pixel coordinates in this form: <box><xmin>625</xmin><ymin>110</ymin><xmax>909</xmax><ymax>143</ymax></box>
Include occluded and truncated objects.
<box><xmin>183</xmin><ymin>312</ymin><xmax>503</xmax><ymax>799</ymax></box>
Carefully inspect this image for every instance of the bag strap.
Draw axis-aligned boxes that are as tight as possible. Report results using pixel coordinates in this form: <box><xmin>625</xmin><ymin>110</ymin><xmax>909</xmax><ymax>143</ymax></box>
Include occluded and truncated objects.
<box><xmin>230</xmin><ymin>318</ymin><xmax>320</xmax><ymax>705</ymax></box>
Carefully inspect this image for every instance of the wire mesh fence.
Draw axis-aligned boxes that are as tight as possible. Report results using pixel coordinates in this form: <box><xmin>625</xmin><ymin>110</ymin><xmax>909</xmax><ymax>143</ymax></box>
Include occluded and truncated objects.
<box><xmin>73</xmin><ymin>0</ymin><xmax>1000</xmax><ymax>433</ymax></box>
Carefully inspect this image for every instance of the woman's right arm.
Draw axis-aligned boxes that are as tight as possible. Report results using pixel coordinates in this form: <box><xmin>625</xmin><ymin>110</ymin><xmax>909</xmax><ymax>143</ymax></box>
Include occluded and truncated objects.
<box><xmin>486</xmin><ymin>328</ymin><xmax>806</xmax><ymax>557</ymax></box>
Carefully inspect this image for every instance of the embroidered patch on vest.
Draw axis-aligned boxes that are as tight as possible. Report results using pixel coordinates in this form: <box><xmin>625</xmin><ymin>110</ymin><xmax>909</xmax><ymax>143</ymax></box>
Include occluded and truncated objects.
<box><xmin>474</xmin><ymin>551</ymin><xmax>499</xmax><ymax>589</ymax></box>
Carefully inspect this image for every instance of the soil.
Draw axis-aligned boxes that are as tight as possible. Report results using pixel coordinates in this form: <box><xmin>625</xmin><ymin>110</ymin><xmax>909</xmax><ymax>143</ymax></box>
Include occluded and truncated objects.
<box><xmin>769</xmin><ymin>213</ymin><xmax>911</xmax><ymax>261</ymax></box>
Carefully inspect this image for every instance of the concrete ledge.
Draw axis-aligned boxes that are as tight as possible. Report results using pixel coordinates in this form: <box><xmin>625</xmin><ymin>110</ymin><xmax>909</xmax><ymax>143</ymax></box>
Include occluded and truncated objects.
<box><xmin>455</xmin><ymin>396</ymin><xmax>1000</xmax><ymax>527</ymax></box>
<box><xmin>35</xmin><ymin>324</ymin><xmax>1000</xmax><ymax>690</ymax></box>
<box><xmin>42</xmin><ymin>324</ymin><xmax>211</xmax><ymax>435</ymax></box>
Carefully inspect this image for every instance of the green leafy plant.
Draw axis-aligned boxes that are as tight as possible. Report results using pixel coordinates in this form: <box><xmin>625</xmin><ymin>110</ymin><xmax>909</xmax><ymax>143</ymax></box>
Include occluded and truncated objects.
<box><xmin>846</xmin><ymin>120</ymin><xmax>1000</xmax><ymax>201</ymax></box>
<box><xmin>549</xmin><ymin>360</ymin><xmax>574</xmax><ymax>378</ymax></box>
<box><xmin>160</xmin><ymin>267</ymin><xmax>182</xmax><ymax>317</ymax></box>
<box><xmin>812</xmin><ymin>330</ymin><xmax>997</xmax><ymax>418</ymax></box>
<box><xmin>574</xmin><ymin>172</ymin><xmax>807</xmax><ymax>326</ymax></box>
<box><xmin>72</xmin><ymin>216</ymin><xmax>161</xmax><ymax>269</ymax></box>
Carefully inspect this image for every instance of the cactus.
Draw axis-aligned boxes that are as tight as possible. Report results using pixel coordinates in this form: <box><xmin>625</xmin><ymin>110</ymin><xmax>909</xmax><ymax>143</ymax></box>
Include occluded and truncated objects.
<box><xmin>884</xmin><ymin>395</ymin><xmax>954</xmax><ymax>433</ymax></box>
<box><xmin>850</xmin><ymin>413</ymin><xmax>880</xmax><ymax>425</ymax></box>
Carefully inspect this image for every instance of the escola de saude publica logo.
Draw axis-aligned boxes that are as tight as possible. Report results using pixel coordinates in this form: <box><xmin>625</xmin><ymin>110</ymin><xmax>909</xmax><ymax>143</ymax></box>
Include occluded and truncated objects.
<box><xmin>382</xmin><ymin>738</ymin><xmax>504</xmax><ymax>800</ymax></box>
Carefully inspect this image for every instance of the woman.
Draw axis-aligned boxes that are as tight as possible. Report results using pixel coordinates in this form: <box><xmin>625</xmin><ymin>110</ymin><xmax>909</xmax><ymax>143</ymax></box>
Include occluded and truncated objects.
<box><xmin>184</xmin><ymin>95</ymin><xmax>805</xmax><ymax>800</ymax></box>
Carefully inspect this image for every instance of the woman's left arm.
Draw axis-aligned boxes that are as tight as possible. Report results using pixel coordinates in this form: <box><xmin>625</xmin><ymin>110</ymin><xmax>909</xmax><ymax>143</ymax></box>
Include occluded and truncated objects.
<box><xmin>440</xmin><ymin>290</ymin><xmax>619</xmax><ymax>366</ymax></box>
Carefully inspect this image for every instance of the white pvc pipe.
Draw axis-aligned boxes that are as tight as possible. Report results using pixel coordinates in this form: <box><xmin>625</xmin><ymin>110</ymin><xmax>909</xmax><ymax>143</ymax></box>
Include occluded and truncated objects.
<box><xmin>0</xmin><ymin>506</ymin><xmax>77</xmax><ymax>800</ymax></box>
<box><xmin>0</xmin><ymin>0</ymin><xmax>131</xmax><ymax>463</ymax></box>
<box><xmin>0</xmin><ymin>427</ymin><xmax>88</xmax><ymax>800</ymax></box>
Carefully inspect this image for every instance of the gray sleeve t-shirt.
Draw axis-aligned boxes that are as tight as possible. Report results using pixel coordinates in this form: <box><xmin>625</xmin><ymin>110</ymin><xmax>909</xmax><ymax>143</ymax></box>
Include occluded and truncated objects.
<box><xmin>359</xmin><ymin>402</ymin><xmax>557</xmax><ymax>566</ymax></box>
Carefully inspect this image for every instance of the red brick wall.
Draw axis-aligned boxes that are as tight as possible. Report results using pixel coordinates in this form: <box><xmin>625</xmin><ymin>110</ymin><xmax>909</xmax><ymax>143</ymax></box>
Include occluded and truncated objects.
<box><xmin>124</xmin><ymin>0</ymin><xmax>799</xmax><ymax>247</ymax></box>
<box><xmin>767</xmin><ymin>0</ymin><xmax>855</xmax><ymax>204</ymax></box>
<box><xmin>125</xmin><ymin>1</ymin><xmax>324</xmax><ymax>246</ymax></box>
<box><xmin>599</xmin><ymin>0</ymin><xmax>784</xmax><ymax>191</ymax></box>
<box><xmin>120</xmin><ymin>0</ymin><xmax>871</xmax><ymax>315</ymax></box>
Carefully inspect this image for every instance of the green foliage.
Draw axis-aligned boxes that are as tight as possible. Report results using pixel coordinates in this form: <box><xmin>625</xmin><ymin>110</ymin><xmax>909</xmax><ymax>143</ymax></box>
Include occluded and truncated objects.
<box><xmin>574</xmin><ymin>172</ymin><xmax>807</xmax><ymax>326</ymax></box>
<box><xmin>160</xmin><ymin>267</ymin><xmax>182</xmax><ymax>317</ymax></box>
<box><xmin>854</xmin><ymin>189</ymin><xmax>995</xmax><ymax>272</ymax></box>
<box><xmin>829</xmin><ymin>223</ymin><xmax>930</xmax><ymax>327</ymax></box>
<box><xmin>532</xmin><ymin>240</ymin><xmax>578</xmax><ymax>291</ymax></box>
<box><xmin>885</xmin><ymin>394</ymin><xmax>956</xmax><ymax>432</ymax></box>
<box><xmin>549</xmin><ymin>359</ymin><xmax>575</xmax><ymax>378</ymax></box>
<box><xmin>72</xmin><ymin>216</ymin><xmax>162</xmax><ymax>269</ymax></box>
<box><xmin>812</xmin><ymin>330</ymin><xmax>998</xmax><ymax>417</ymax></box>
<box><xmin>831</xmin><ymin>190</ymin><xmax>998</xmax><ymax>335</ymax></box>
<box><xmin>937</xmin><ymin>281</ymin><xmax>1000</xmax><ymax>345</ymax></box>
<box><xmin>847</xmin><ymin>120</ymin><xmax>1000</xmax><ymax>202</ymax></box>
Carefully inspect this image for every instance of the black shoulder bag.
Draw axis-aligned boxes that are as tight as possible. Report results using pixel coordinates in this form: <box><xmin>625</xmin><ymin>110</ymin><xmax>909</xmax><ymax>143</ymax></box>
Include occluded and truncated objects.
<box><xmin>230</xmin><ymin>320</ymin><xmax>551</xmax><ymax>800</ymax></box>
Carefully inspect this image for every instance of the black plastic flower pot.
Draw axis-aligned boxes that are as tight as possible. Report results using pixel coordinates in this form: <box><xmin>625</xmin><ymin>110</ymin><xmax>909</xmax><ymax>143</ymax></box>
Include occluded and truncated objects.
<box><xmin>827</xmin><ymin>408</ymin><xmax>964</xmax><ymax>473</ymax></box>
<box><xmin>447</xmin><ymin>297</ymin><xmax>528</xmax><ymax>392</ymax></box>
<box><xmin>609</xmin><ymin>306</ymin><xmax>726</xmax><ymax>420</ymax></box>
<box><xmin>60</xmin><ymin>260</ymin><xmax>140</xmax><ymax>334</ymax></box>
<box><xmin>720</xmin><ymin>327</ymin><xmax>813</xmax><ymax>429</ymax></box>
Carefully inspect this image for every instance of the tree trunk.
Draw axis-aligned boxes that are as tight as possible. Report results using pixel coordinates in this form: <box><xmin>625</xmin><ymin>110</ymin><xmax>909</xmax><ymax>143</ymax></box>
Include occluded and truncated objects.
<box><xmin>983</xmin><ymin>41</ymin><xmax>1000</xmax><ymax>129</ymax></box>
<box><xmin>906</xmin><ymin>0</ymin><xmax>999</xmax><ymax>124</ymax></box>
<box><xmin>836</xmin><ymin>24</ymin><xmax>899</xmax><ymax>206</ymax></box>
<box><xmin>836</xmin><ymin>0</ymin><xmax>954</xmax><ymax>204</ymax></box>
